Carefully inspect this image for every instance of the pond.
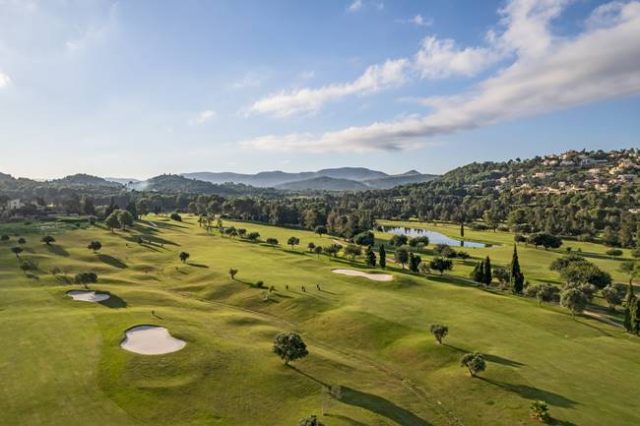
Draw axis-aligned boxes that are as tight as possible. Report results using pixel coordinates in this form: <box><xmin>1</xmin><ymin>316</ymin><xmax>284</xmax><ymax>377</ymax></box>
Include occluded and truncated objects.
<box><xmin>381</xmin><ymin>226</ymin><xmax>488</xmax><ymax>248</ymax></box>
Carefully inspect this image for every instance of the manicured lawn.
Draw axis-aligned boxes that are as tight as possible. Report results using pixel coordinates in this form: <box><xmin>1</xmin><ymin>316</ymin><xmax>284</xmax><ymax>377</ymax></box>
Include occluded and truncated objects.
<box><xmin>0</xmin><ymin>214</ymin><xmax>638</xmax><ymax>425</ymax></box>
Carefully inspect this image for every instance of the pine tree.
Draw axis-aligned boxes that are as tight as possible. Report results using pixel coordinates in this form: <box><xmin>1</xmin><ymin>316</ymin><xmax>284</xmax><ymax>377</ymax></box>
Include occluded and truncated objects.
<box><xmin>379</xmin><ymin>244</ymin><xmax>386</xmax><ymax>269</ymax></box>
<box><xmin>510</xmin><ymin>245</ymin><xmax>524</xmax><ymax>294</ymax></box>
<box><xmin>483</xmin><ymin>256</ymin><xmax>492</xmax><ymax>285</ymax></box>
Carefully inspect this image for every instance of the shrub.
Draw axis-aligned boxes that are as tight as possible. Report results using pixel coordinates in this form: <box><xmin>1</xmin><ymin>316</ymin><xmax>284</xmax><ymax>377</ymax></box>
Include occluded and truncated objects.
<box><xmin>529</xmin><ymin>400</ymin><xmax>550</xmax><ymax>422</ymax></box>
<box><xmin>170</xmin><ymin>212</ymin><xmax>182</xmax><ymax>222</ymax></box>
<box><xmin>266</xmin><ymin>238</ymin><xmax>279</xmax><ymax>245</ymax></box>
<box><xmin>606</xmin><ymin>248</ymin><xmax>623</xmax><ymax>257</ymax></box>
<box><xmin>41</xmin><ymin>235</ymin><xmax>56</xmax><ymax>245</ymax></box>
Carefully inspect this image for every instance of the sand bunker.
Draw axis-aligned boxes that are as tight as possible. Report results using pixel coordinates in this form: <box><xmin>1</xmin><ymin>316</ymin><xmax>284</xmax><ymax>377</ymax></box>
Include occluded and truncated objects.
<box><xmin>332</xmin><ymin>269</ymin><xmax>393</xmax><ymax>281</ymax></box>
<box><xmin>67</xmin><ymin>290</ymin><xmax>111</xmax><ymax>303</ymax></box>
<box><xmin>120</xmin><ymin>325</ymin><xmax>186</xmax><ymax>355</ymax></box>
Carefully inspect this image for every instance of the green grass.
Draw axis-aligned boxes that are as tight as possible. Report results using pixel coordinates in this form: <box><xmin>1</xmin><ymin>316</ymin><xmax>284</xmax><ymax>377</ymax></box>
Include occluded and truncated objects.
<box><xmin>0</xmin><ymin>214</ymin><xmax>638</xmax><ymax>425</ymax></box>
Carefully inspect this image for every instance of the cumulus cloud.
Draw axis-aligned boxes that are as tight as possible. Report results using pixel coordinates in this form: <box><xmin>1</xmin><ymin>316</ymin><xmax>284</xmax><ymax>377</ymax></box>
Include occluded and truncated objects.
<box><xmin>250</xmin><ymin>0</ymin><xmax>586</xmax><ymax>117</ymax></box>
<box><xmin>0</xmin><ymin>72</ymin><xmax>11</xmax><ymax>88</ymax></box>
<box><xmin>347</xmin><ymin>0</ymin><xmax>363</xmax><ymax>13</ymax></box>
<box><xmin>248</xmin><ymin>58</ymin><xmax>408</xmax><ymax>117</ymax></box>
<box><xmin>190</xmin><ymin>110</ymin><xmax>216</xmax><ymax>125</ymax></box>
<box><xmin>242</xmin><ymin>1</ymin><xmax>640</xmax><ymax>153</ymax></box>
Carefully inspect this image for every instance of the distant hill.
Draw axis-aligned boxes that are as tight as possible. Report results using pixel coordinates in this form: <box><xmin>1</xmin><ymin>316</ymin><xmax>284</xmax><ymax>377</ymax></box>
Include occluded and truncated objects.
<box><xmin>144</xmin><ymin>174</ymin><xmax>277</xmax><ymax>196</ymax></box>
<box><xmin>275</xmin><ymin>176</ymin><xmax>370</xmax><ymax>191</ymax></box>
<box><xmin>104</xmin><ymin>177</ymin><xmax>143</xmax><ymax>185</ymax></box>
<box><xmin>363</xmin><ymin>171</ymin><xmax>439</xmax><ymax>189</ymax></box>
<box><xmin>50</xmin><ymin>174</ymin><xmax>122</xmax><ymax>188</ymax></box>
<box><xmin>183</xmin><ymin>167</ymin><xmax>438</xmax><ymax>191</ymax></box>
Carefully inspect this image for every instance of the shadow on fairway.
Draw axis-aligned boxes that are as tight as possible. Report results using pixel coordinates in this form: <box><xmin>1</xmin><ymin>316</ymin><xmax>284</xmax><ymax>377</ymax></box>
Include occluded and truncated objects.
<box><xmin>481</xmin><ymin>378</ymin><xmax>577</xmax><ymax>408</ymax></box>
<box><xmin>45</xmin><ymin>244</ymin><xmax>69</xmax><ymax>257</ymax></box>
<box><xmin>98</xmin><ymin>293</ymin><xmax>127</xmax><ymax>309</ymax></box>
<box><xmin>98</xmin><ymin>254</ymin><xmax>127</xmax><ymax>269</ymax></box>
<box><xmin>444</xmin><ymin>345</ymin><xmax>525</xmax><ymax>368</ymax></box>
<box><xmin>338</xmin><ymin>386</ymin><xmax>431</xmax><ymax>426</ymax></box>
<box><xmin>188</xmin><ymin>262</ymin><xmax>209</xmax><ymax>269</ymax></box>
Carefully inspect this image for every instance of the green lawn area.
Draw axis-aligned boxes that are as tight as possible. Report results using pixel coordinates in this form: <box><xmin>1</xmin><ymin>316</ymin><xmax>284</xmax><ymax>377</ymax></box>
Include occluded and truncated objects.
<box><xmin>0</xmin><ymin>215</ymin><xmax>638</xmax><ymax>425</ymax></box>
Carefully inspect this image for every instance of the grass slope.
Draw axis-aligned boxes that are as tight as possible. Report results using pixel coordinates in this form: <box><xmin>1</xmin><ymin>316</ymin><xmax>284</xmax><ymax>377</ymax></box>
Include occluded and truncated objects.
<box><xmin>0</xmin><ymin>215</ymin><xmax>638</xmax><ymax>425</ymax></box>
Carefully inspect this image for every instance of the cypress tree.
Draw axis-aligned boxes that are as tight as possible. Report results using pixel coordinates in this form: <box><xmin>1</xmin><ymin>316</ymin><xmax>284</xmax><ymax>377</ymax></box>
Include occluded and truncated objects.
<box><xmin>624</xmin><ymin>281</ymin><xmax>635</xmax><ymax>332</ymax></box>
<box><xmin>510</xmin><ymin>245</ymin><xmax>524</xmax><ymax>294</ymax></box>
<box><xmin>460</xmin><ymin>222</ymin><xmax>465</xmax><ymax>238</ymax></box>
<box><xmin>365</xmin><ymin>246</ymin><xmax>377</xmax><ymax>268</ymax></box>
<box><xmin>483</xmin><ymin>256</ymin><xmax>492</xmax><ymax>285</ymax></box>
<box><xmin>379</xmin><ymin>244</ymin><xmax>386</xmax><ymax>269</ymax></box>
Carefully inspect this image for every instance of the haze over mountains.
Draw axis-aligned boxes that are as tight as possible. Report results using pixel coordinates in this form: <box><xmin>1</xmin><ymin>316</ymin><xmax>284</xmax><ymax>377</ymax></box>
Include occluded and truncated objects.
<box><xmin>181</xmin><ymin>167</ymin><xmax>438</xmax><ymax>191</ymax></box>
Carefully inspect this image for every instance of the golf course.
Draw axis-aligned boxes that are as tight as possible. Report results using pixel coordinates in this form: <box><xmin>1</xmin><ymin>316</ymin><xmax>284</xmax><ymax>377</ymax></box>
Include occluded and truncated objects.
<box><xmin>0</xmin><ymin>214</ymin><xmax>638</xmax><ymax>425</ymax></box>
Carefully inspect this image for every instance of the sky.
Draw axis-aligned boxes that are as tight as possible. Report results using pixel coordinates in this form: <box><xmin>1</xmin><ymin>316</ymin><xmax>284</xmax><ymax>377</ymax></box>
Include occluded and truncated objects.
<box><xmin>0</xmin><ymin>0</ymin><xmax>639</xmax><ymax>179</ymax></box>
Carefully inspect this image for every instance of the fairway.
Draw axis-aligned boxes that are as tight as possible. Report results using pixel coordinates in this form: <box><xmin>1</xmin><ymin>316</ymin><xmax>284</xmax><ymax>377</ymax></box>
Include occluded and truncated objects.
<box><xmin>1</xmin><ymin>214</ymin><xmax>638</xmax><ymax>425</ymax></box>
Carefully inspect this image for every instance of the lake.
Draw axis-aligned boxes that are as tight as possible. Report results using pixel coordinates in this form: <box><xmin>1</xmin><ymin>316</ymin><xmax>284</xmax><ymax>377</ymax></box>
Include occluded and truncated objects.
<box><xmin>381</xmin><ymin>226</ymin><xmax>488</xmax><ymax>248</ymax></box>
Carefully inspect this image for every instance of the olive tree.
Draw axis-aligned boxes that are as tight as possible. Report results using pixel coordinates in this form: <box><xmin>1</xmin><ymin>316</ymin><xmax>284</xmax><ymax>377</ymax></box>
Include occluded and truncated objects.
<box><xmin>460</xmin><ymin>352</ymin><xmax>486</xmax><ymax>377</ymax></box>
<box><xmin>429</xmin><ymin>324</ymin><xmax>448</xmax><ymax>344</ymax></box>
<box><xmin>272</xmin><ymin>332</ymin><xmax>309</xmax><ymax>365</ymax></box>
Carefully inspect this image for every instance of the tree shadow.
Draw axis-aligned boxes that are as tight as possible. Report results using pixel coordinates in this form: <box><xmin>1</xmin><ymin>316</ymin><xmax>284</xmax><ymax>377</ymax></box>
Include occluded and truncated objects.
<box><xmin>483</xmin><ymin>354</ymin><xmax>525</xmax><ymax>368</ymax></box>
<box><xmin>480</xmin><ymin>378</ymin><xmax>577</xmax><ymax>408</ymax></box>
<box><xmin>338</xmin><ymin>386</ymin><xmax>431</xmax><ymax>426</ymax></box>
<box><xmin>99</xmin><ymin>293</ymin><xmax>127</xmax><ymax>309</ymax></box>
<box><xmin>188</xmin><ymin>262</ymin><xmax>209</xmax><ymax>269</ymax></box>
<box><xmin>97</xmin><ymin>254</ymin><xmax>127</xmax><ymax>269</ymax></box>
<box><xmin>45</xmin><ymin>244</ymin><xmax>69</xmax><ymax>257</ymax></box>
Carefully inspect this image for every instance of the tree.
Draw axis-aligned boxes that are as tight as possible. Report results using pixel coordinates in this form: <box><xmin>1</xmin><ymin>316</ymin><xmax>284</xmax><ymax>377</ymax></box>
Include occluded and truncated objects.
<box><xmin>379</xmin><ymin>244</ymin><xmax>386</xmax><ymax>269</ymax></box>
<box><xmin>272</xmin><ymin>332</ymin><xmax>309</xmax><ymax>365</ymax></box>
<box><xmin>471</xmin><ymin>261</ymin><xmax>485</xmax><ymax>283</ymax></box>
<box><xmin>314</xmin><ymin>225</ymin><xmax>327</xmax><ymax>237</ymax></box>
<box><xmin>460</xmin><ymin>352</ymin><xmax>486</xmax><ymax>377</ymax></box>
<box><xmin>287</xmin><ymin>236</ymin><xmax>300</xmax><ymax>250</ymax></box>
<box><xmin>601</xmin><ymin>285</ymin><xmax>623</xmax><ymax>310</ymax></box>
<box><xmin>179</xmin><ymin>251</ymin><xmax>190</xmax><ymax>263</ymax></box>
<box><xmin>482</xmin><ymin>256</ymin><xmax>492</xmax><ymax>285</ymax></box>
<box><xmin>0</xmin><ymin>235</ymin><xmax>9</xmax><ymax>242</ymax></box>
<box><xmin>17</xmin><ymin>237</ymin><xmax>26</xmax><ymax>245</ymax></box>
<box><xmin>229</xmin><ymin>268</ymin><xmax>238</xmax><ymax>280</ymax></box>
<box><xmin>266</xmin><ymin>238</ymin><xmax>279</xmax><ymax>246</ymax></box>
<box><xmin>395</xmin><ymin>247</ymin><xmax>409</xmax><ymax>269</ymax></box>
<box><xmin>365</xmin><ymin>246</ymin><xmax>376</xmax><ymax>267</ymax></box>
<box><xmin>528</xmin><ymin>232</ymin><xmax>563</xmax><ymax>249</ymax></box>
<box><xmin>560</xmin><ymin>287</ymin><xmax>587</xmax><ymax>317</ymax></box>
<box><xmin>354</xmin><ymin>231</ymin><xmax>374</xmax><ymax>246</ymax></box>
<box><xmin>493</xmin><ymin>267</ymin><xmax>509</xmax><ymax>287</ymax></box>
<box><xmin>307</xmin><ymin>242</ymin><xmax>316</xmax><ymax>252</ymax></box>
<box><xmin>247</xmin><ymin>232</ymin><xmax>260</xmax><ymax>242</ymax></box>
<box><xmin>409</xmin><ymin>236</ymin><xmax>430</xmax><ymax>248</ymax></box>
<box><xmin>298</xmin><ymin>415</ymin><xmax>325</xmax><ymax>426</ymax></box>
<box><xmin>344</xmin><ymin>244</ymin><xmax>362</xmax><ymax>261</ymax></box>
<box><xmin>323</xmin><ymin>245</ymin><xmax>340</xmax><ymax>257</ymax></box>
<box><xmin>529</xmin><ymin>401</ymin><xmax>550</xmax><ymax>423</ymax></box>
<box><xmin>10</xmin><ymin>246</ymin><xmax>23</xmax><ymax>258</ymax></box>
<box><xmin>105</xmin><ymin>211</ymin><xmax>120</xmax><ymax>232</ymax></box>
<box><xmin>87</xmin><ymin>240</ymin><xmax>102</xmax><ymax>253</ymax></box>
<box><xmin>409</xmin><ymin>253</ymin><xmax>422</xmax><ymax>272</ymax></box>
<box><xmin>429</xmin><ymin>324</ymin><xmax>448</xmax><ymax>344</ymax></box>
<box><xmin>606</xmin><ymin>248</ymin><xmax>623</xmax><ymax>258</ymax></box>
<box><xmin>510</xmin><ymin>245</ymin><xmax>525</xmax><ymax>294</ymax></box>
<box><xmin>41</xmin><ymin>235</ymin><xmax>55</xmax><ymax>245</ymax></box>
<box><xmin>74</xmin><ymin>272</ymin><xmax>98</xmax><ymax>285</ymax></box>
<box><xmin>430</xmin><ymin>257</ymin><xmax>453</xmax><ymax>275</ymax></box>
<box><xmin>313</xmin><ymin>245</ymin><xmax>322</xmax><ymax>258</ymax></box>
<box><xmin>389</xmin><ymin>234</ymin><xmax>408</xmax><ymax>247</ymax></box>
<box><xmin>170</xmin><ymin>212</ymin><xmax>182</xmax><ymax>222</ymax></box>
<box><xmin>623</xmin><ymin>281</ymin><xmax>639</xmax><ymax>334</ymax></box>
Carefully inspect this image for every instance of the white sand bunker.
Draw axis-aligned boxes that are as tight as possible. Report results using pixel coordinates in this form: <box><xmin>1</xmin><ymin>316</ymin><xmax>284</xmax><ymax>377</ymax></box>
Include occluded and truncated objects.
<box><xmin>120</xmin><ymin>325</ymin><xmax>186</xmax><ymax>355</ymax></box>
<box><xmin>67</xmin><ymin>290</ymin><xmax>111</xmax><ymax>303</ymax></box>
<box><xmin>332</xmin><ymin>269</ymin><xmax>393</xmax><ymax>282</ymax></box>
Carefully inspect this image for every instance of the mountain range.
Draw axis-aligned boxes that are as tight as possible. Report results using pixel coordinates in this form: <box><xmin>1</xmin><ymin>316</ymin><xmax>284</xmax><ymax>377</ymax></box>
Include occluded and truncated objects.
<box><xmin>180</xmin><ymin>168</ymin><xmax>438</xmax><ymax>191</ymax></box>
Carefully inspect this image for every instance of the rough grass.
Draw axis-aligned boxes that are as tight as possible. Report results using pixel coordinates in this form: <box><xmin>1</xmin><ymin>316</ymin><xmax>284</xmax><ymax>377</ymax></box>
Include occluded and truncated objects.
<box><xmin>0</xmin><ymin>214</ymin><xmax>638</xmax><ymax>425</ymax></box>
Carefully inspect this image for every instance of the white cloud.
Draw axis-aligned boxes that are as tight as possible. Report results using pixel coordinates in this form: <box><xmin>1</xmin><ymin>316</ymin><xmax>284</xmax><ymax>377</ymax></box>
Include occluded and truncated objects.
<box><xmin>242</xmin><ymin>1</ymin><xmax>640</xmax><ymax>153</ymax></box>
<box><xmin>0</xmin><ymin>72</ymin><xmax>11</xmax><ymax>88</ymax></box>
<box><xmin>347</xmin><ymin>0</ymin><xmax>363</xmax><ymax>13</ymax></box>
<box><xmin>414</xmin><ymin>36</ymin><xmax>500</xmax><ymax>79</ymax></box>
<box><xmin>347</xmin><ymin>0</ymin><xmax>383</xmax><ymax>13</ymax></box>
<box><xmin>190</xmin><ymin>110</ymin><xmax>216</xmax><ymax>125</ymax></box>
<box><xmin>248</xmin><ymin>58</ymin><xmax>408</xmax><ymax>117</ymax></box>
<box><xmin>405</xmin><ymin>14</ymin><xmax>432</xmax><ymax>27</ymax></box>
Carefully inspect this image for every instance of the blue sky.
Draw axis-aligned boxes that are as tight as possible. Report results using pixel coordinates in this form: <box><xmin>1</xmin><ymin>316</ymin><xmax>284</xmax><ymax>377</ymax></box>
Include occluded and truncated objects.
<box><xmin>0</xmin><ymin>0</ymin><xmax>639</xmax><ymax>179</ymax></box>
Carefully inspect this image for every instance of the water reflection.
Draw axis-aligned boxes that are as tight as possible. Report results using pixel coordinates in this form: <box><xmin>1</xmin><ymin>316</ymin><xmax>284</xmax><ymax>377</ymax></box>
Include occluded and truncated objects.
<box><xmin>382</xmin><ymin>226</ymin><xmax>487</xmax><ymax>248</ymax></box>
